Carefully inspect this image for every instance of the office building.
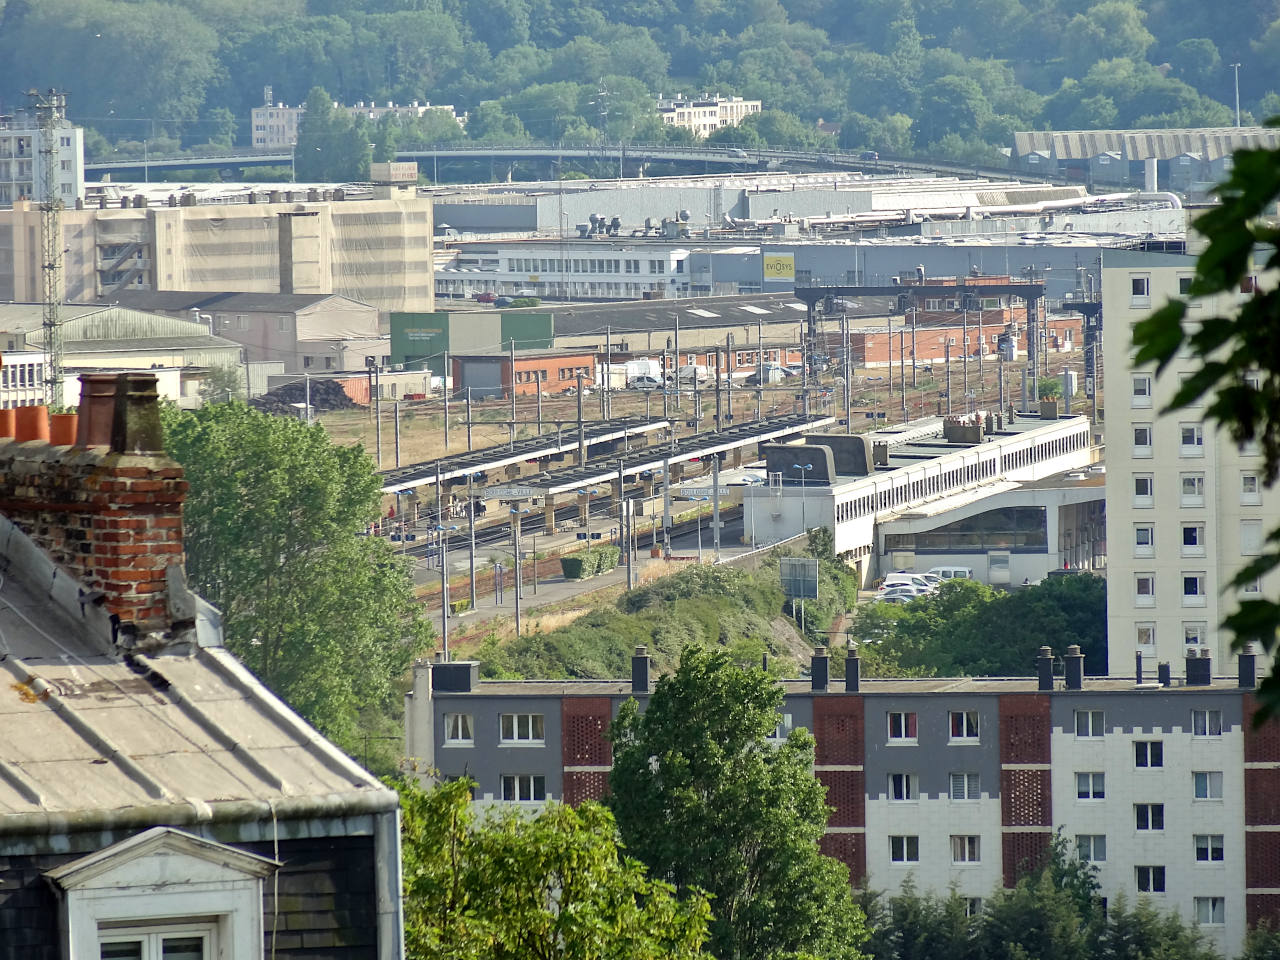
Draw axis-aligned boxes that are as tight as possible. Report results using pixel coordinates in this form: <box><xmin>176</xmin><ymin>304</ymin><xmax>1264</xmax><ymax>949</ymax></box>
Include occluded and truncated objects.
<box><xmin>0</xmin><ymin>109</ymin><xmax>83</xmax><ymax>208</ymax></box>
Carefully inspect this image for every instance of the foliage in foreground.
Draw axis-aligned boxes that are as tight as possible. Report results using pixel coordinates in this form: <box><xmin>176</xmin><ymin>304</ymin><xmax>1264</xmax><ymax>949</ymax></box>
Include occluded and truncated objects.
<box><xmin>1132</xmin><ymin>126</ymin><xmax>1280</xmax><ymax>718</ymax></box>
<box><xmin>845</xmin><ymin>574</ymin><xmax>1107</xmax><ymax>677</ymax></box>
<box><xmin>609</xmin><ymin>647</ymin><xmax>869</xmax><ymax>960</ymax></box>
<box><xmin>162</xmin><ymin>402</ymin><xmax>431</xmax><ymax>768</ymax></box>
<box><xmin>396</xmin><ymin>776</ymin><xmax>710</xmax><ymax>960</ymax></box>
<box><xmin>860</xmin><ymin>834</ymin><xmax>1218</xmax><ymax>960</ymax></box>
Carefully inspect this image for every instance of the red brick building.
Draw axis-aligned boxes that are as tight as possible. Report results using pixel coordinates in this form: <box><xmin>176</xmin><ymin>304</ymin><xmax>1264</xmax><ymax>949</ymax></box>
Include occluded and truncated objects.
<box><xmin>451</xmin><ymin>349</ymin><xmax>597</xmax><ymax>397</ymax></box>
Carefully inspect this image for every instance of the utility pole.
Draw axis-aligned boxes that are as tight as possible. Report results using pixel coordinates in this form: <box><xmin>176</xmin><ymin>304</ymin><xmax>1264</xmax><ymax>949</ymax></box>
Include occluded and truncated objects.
<box><xmin>842</xmin><ymin>313</ymin><xmax>851</xmax><ymax>434</ymax></box>
<box><xmin>945</xmin><ymin>341</ymin><xmax>953</xmax><ymax>414</ymax></box>
<box><xmin>605</xmin><ymin>325</ymin><xmax>612</xmax><ymax>420</ymax></box>
<box><xmin>661</xmin><ymin>454</ymin><xmax>672</xmax><ymax>559</ymax></box>
<box><xmin>304</xmin><ymin>373</ymin><xmax>312</xmax><ymax>425</ymax></box>
<box><xmin>757</xmin><ymin>317</ymin><xmax>764</xmax><ymax>421</ymax></box>
<box><xmin>712</xmin><ymin>454</ymin><xmax>722</xmax><ymax>562</ymax></box>
<box><xmin>393</xmin><ymin>400</ymin><xmax>401</xmax><ymax>467</ymax></box>
<box><xmin>443</xmin><ymin>350</ymin><xmax>450</xmax><ymax>450</ymax></box>
<box><xmin>1232</xmin><ymin>63</ymin><xmax>1242</xmax><ymax>127</ymax></box>
<box><xmin>374</xmin><ymin>362</ymin><xmax>383</xmax><ymax>466</ymax></box>
<box><xmin>910</xmin><ymin>300</ymin><xmax>918</xmax><ymax>389</ymax></box>
<box><xmin>725</xmin><ymin>332</ymin><xmax>734</xmax><ymax>424</ymax></box>
<box><xmin>466</xmin><ymin>387</ymin><xmax>473</xmax><ymax>451</ymax></box>
<box><xmin>673</xmin><ymin>313</ymin><xmax>681</xmax><ymax>409</ymax></box>
<box><xmin>467</xmin><ymin>473</ymin><xmax>477</xmax><ymax>611</ymax></box>
<box><xmin>508</xmin><ymin>338</ymin><xmax>517</xmax><ymax>448</ymax></box>
<box><xmin>30</xmin><ymin>89</ymin><xmax>66</xmax><ymax>408</ymax></box>
<box><xmin>576</xmin><ymin>372</ymin><xmax>586</xmax><ymax>465</ymax></box>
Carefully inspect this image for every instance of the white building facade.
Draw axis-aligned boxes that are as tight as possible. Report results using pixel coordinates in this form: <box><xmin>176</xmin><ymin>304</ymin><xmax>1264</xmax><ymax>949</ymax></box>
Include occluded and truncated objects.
<box><xmin>0</xmin><ymin>112</ymin><xmax>83</xmax><ymax>208</ymax></box>
<box><xmin>1102</xmin><ymin>248</ymin><xmax>1278</xmax><ymax>676</ymax></box>
<box><xmin>657</xmin><ymin>95</ymin><xmax>762</xmax><ymax>136</ymax></box>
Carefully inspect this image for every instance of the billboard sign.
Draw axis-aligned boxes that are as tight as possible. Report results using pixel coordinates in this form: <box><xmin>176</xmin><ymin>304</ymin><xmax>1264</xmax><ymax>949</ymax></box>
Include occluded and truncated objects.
<box><xmin>780</xmin><ymin>557</ymin><xmax>820</xmax><ymax>599</ymax></box>
<box><xmin>763</xmin><ymin>253</ymin><xmax>796</xmax><ymax>282</ymax></box>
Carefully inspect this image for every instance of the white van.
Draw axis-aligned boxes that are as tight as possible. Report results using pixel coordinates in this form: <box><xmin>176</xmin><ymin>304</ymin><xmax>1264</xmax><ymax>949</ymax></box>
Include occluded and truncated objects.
<box><xmin>927</xmin><ymin>566</ymin><xmax>973</xmax><ymax>581</ymax></box>
<box><xmin>881</xmin><ymin>573</ymin><xmax>933</xmax><ymax>591</ymax></box>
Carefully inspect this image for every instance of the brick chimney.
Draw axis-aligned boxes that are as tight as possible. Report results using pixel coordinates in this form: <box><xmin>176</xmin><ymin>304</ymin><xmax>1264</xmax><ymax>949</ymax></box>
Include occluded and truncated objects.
<box><xmin>0</xmin><ymin>373</ymin><xmax>189</xmax><ymax>645</ymax></box>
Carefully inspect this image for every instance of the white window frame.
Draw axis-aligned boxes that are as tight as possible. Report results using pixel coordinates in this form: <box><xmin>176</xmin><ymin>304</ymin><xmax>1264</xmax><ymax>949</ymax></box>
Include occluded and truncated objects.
<box><xmin>1131</xmin><ymin>374</ymin><xmax>1153</xmax><ymax>408</ymax></box>
<box><xmin>1180</xmin><ymin>473</ymin><xmax>1205</xmax><ymax>507</ymax></box>
<box><xmin>1195</xmin><ymin>896</ymin><xmax>1225</xmax><ymax>925</ymax></box>
<box><xmin>1133</xmin><ymin>474</ymin><xmax>1154</xmax><ymax>508</ymax></box>
<box><xmin>1193</xmin><ymin>770</ymin><xmax>1224</xmax><ymax>800</ymax></box>
<box><xmin>1136</xmin><ymin>622</ymin><xmax>1156</xmax><ymax>648</ymax></box>
<box><xmin>1182</xmin><ymin>572</ymin><xmax>1207</xmax><ymax>607</ymax></box>
<box><xmin>949</xmin><ymin>772</ymin><xmax>981</xmax><ymax>800</ymax></box>
<box><xmin>889</xmin><ymin>835</ymin><xmax>920</xmax><ymax>863</ymax></box>
<box><xmin>1130</xmin><ymin>275</ymin><xmax>1151</xmax><ymax>307</ymax></box>
<box><xmin>1134</xmin><ymin>525</ymin><xmax>1155</xmax><ymax>558</ymax></box>
<box><xmin>1242</xmin><ymin>519</ymin><xmax>1264</xmax><ymax>556</ymax></box>
<box><xmin>1181</xmin><ymin>523</ymin><xmax>1206</xmax><ymax>558</ymax></box>
<box><xmin>1135</xmin><ymin>803</ymin><xmax>1164</xmax><ymax>830</ymax></box>
<box><xmin>499</xmin><ymin>713</ymin><xmax>545</xmax><ymax>744</ymax></box>
<box><xmin>1135</xmin><ymin>573</ymin><xmax>1156</xmax><ymax>607</ymax></box>
<box><xmin>1077</xmin><ymin>834</ymin><xmax>1106</xmax><ymax>862</ymax></box>
<box><xmin>950</xmin><ymin>835</ymin><xmax>981</xmax><ymax>864</ymax></box>
<box><xmin>444</xmin><ymin>713</ymin><xmax>474</xmax><ymax>744</ymax></box>
<box><xmin>1241</xmin><ymin>472</ymin><xmax>1262</xmax><ymax>505</ymax></box>
<box><xmin>889</xmin><ymin>772</ymin><xmax>918</xmax><ymax>802</ymax></box>
<box><xmin>1076</xmin><ymin>771</ymin><xmax>1105</xmax><ymax>799</ymax></box>
<box><xmin>99</xmin><ymin>921</ymin><xmax>217</xmax><ymax>960</ymax></box>
<box><xmin>1195</xmin><ymin>834</ymin><xmax>1225</xmax><ymax>862</ymax></box>
<box><xmin>1136</xmin><ymin>865</ymin><xmax>1166</xmax><ymax>893</ymax></box>
<box><xmin>949</xmin><ymin>710</ymin><xmax>979</xmax><ymax>742</ymax></box>
<box><xmin>1132</xmin><ymin>423</ymin><xmax>1153</xmax><ymax>458</ymax></box>
<box><xmin>1192</xmin><ymin>709</ymin><xmax>1223</xmax><ymax>737</ymax></box>
<box><xmin>501</xmin><ymin>773</ymin><xmax>547</xmax><ymax>802</ymax></box>
<box><xmin>1135</xmin><ymin>740</ymin><xmax>1163</xmax><ymax>768</ymax></box>
<box><xmin>1075</xmin><ymin>709</ymin><xmax>1104</xmax><ymax>737</ymax></box>
<box><xmin>887</xmin><ymin>711</ymin><xmax>918</xmax><ymax>743</ymax></box>
<box><xmin>1184</xmin><ymin>622</ymin><xmax>1207</xmax><ymax>647</ymax></box>
<box><xmin>1179</xmin><ymin>422</ymin><xmax>1204</xmax><ymax>457</ymax></box>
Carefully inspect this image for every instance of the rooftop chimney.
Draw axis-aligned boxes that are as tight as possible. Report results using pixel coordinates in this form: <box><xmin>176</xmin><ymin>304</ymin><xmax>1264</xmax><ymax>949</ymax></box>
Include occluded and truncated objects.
<box><xmin>1037</xmin><ymin>645</ymin><xmax>1054</xmax><ymax>691</ymax></box>
<box><xmin>631</xmin><ymin>645</ymin><xmax>651</xmax><ymax>694</ymax></box>
<box><xmin>1240</xmin><ymin>644</ymin><xmax>1257</xmax><ymax>689</ymax></box>
<box><xmin>846</xmin><ymin>644</ymin><xmax>861</xmax><ymax>692</ymax></box>
<box><xmin>1158</xmin><ymin>662</ymin><xmax>1172</xmax><ymax>687</ymax></box>
<box><xmin>1064</xmin><ymin>644</ymin><xmax>1084</xmax><ymax>690</ymax></box>
<box><xmin>811</xmin><ymin>646</ymin><xmax>829</xmax><ymax>692</ymax></box>
<box><xmin>1186</xmin><ymin>649</ymin><xmax>1212</xmax><ymax>686</ymax></box>
<box><xmin>0</xmin><ymin>372</ymin><xmax>188</xmax><ymax>642</ymax></box>
<box><xmin>1135</xmin><ymin>650</ymin><xmax>1143</xmax><ymax>685</ymax></box>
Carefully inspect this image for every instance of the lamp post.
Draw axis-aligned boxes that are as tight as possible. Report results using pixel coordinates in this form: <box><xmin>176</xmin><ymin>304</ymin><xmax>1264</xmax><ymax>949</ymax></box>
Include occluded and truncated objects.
<box><xmin>791</xmin><ymin>463</ymin><xmax>813</xmax><ymax>536</ymax></box>
<box><xmin>466</xmin><ymin>473</ymin><xmax>478</xmax><ymax>610</ymax></box>
<box><xmin>510</xmin><ymin>507</ymin><xmax>530</xmax><ymax>636</ymax></box>
<box><xmin>435</xmin><ymin>524</ymin><xmax>459</xmax><ymax>659</ymax></box>
<box><xmin>577</xmin><ymin>487</ymin><xmax>599</xmax><ymax>540</ymax></box>
<box><xmin>691</xmin><ymin>496</ymin><xmax>709</xmax><ymax>562</ymax></box>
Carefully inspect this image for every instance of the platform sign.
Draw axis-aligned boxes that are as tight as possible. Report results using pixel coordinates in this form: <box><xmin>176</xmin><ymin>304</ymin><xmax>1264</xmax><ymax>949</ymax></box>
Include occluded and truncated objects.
<box><xmin>780</xmin><ymin>557</ymin><xmax>819</xmax><ymax>599</ymax></box>
<box><xmin>485</xmin><ymin>485</ymin><xmax>539</xmax><ymax>499</ymax></box>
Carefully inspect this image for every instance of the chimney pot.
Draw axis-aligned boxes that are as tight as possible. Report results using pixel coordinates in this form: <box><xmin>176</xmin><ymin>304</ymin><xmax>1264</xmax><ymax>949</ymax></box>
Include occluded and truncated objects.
<box><xmin>1036</xmin><ymin>645</ymin><xmax>1054</xmax><ymax>691</ymax></box>
<box><xmin>1135</xmin><ymin>650</ymin><xmax>1143</xmax><ymax>685</ymax></box>
<box><xmin>110</xmin><ymin>373</ymin><xmax>164</xmax><ymax>455</ymax></box>
<box><xmin>0</xmin><ymin>408</ymin><xmax>15</xmax><ymax>439</ymax></box>
<box><xmin>811</xmin><ymin>646</ymin><xmax>829</xmax><ymax>692</ymax></box>
<box><xmin>1186</xmin><ymin>649</ymin><xmax>1212</xmax><ymax>686</ymax></box>
<box><xmin>13</xmin><ymin>404</ymin><xmax>49</xmax><ymax>442</ymax></box>
<box><xmin>1158</xmin><ymin>662</ymin><xmax>1172</xmax><ymax>687</ymax></box>
<box><xmin>631</xmin><ymin>645</ymin><xmax>651</xmax><ymax>694</ymax></box>
<box><xmin>1064</xmin><ymin>644</ymin><xmax>1084</xmax><ymax>690</ymax></box>
<box><xmin>76</xmin><ymin>373</ymin><xmax>119</xmax><ymax>447</ymax></box>
<box><xmin>1240</xmin><ymin>643</ymin><xmax>1257</xmax><ymax>689</ymax></box>
<box><xmin>846</xmin><ymin>643</ymin><xmax>861</xmax><ymax>692</ymax></box>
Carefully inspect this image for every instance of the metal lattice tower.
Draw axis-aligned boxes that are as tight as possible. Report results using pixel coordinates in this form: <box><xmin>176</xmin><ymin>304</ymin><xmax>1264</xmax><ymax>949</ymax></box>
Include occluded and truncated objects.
<box><xmin>29</xmin><ymin>88</ymin><xmax>67</xmax><ymax>409</ymax></box>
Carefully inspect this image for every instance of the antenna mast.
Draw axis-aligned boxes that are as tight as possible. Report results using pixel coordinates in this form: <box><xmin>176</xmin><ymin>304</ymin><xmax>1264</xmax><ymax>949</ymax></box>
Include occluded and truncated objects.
<box><xmin>29</xmin><ymin>88</ymin><xmax>67</xmax><ymax>408</ymax></box>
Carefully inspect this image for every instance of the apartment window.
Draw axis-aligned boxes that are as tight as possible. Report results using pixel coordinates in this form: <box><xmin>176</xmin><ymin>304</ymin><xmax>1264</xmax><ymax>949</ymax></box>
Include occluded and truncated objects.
<box><xmin>277</xmin><ymin>316</ymin><xmax>289</xmax><ymax>332</ymax></box>
<box><xmin>1132</xmin><ymin>423</ymin><xmax>1153</xmax><ymax>457</ymax></box>
<box><xmin>444</xmin><ymin>713</ymin><xmax>473</xmax><ymax>743</ymax></box>
<box><xmin>889</xmin><ymin>773</ymin><xmax>918</xmax><ymax>801</ymax></box>
<box><xmin>1077</xmin><ymin>835</ymin><xmax>1107</xmax><ymax>862</ymax></box>
<box><xmin>951</xmin><ymin>835</ymin><xmax>981</xmax><ymax>863</ymax></box>
<box><xmin>302</xmin><ymin>356</ymin><xmax>313</xmax><ymax>368</ymax></box>
<box><xmin>99</xmin><ymin>924</ymin><xmax>216</xmax><ymax>960</ymax></box>
<box><xmin>1195</xmin><ymin>897</ymin><xmax>1225</xmax><ymax>925</ymax></box>
<box><xmin>1180</xmin><ymin>473</ymin><xmax>1205</xmax><ymax>507</ymax></box>
<box><xmin>1124</xmin><ymin>525</ymin><xmax>1155</xmax><ymax>563</ymax></box>
<box><xmin>1135</xmin><ymin>803</ymin><xmax>1164</xmax><ymax>830</ymax></box>
<box><xmin>1192</xmin><ymin>709</ymin><xmax>1222</xmax><ymax>737</ymax></box>
<box><xmin>1181</xmin><ymin>524</ymin><xmax>1205</xmax><ymax>557</ymax></box>
<box><xmin>1077</xmin><ymin>772</ymin><xmax>1105</xmax><ymax>799</ymax></box>
<box><xmin>1182</xmin><ymin>573</ymin><xmax>1207</xmax><ymax>607</ymax></box>
<box><xmin>1184</xmin><ymin>622</ymin><xmax>1207</xmax><ymax>646</ymax></box>
<box><xmin>1243</xmin><ymin>577</ymin><xmax>1263</xmax><ymax>596</ymax></box>
<box><xmin>236</xmin><ymin>315</ymin><xmax>248</xmax><ymax>330</ymax></box>
<box><xmin>889</xmin><ymin>835</ymin><xmax>920</xmax><ymax>863</ymax></box>
<box><xmin>965</xmin><ymin>898</ymin><xmax>984</xmax><ymax>917</ymax></box>
<box><xmin>1179</xmin><ymin>423</ymin><xmax>1205</xmax><ymax>457</ymax></box>
<box><xmin>1195</xmin><ymin>834</ymin><xmax>1225</xmax><ymax>862</ymax></box>
<box><xmin>887</xmin><ymin>711</ymin><xmax>918</xmax><ymax>742</ymax></box>
<box><xmin>1135</xmin><ymin>741</ymin><xmax>1163</xmax><ymax>767</ymax></box>
<box><xmin>1131</xmin><ymin>374</ymin><xmax>1153</xmax><ymax>407</ymax></box>
<box><xmin>1193</xmin><ymin>771</ymin><xmax>1224</xmax><ymax>799</ymax></box>
<box><xmin>949</xmin><ymin>710</ymin><xmax>979</xmax><ymax>741</ymax></box>
<box><xmin>1136</xmin><ymin>865</ymin><xmax>1166</xmax><ymax>893</ymax></box>
<box><xmin>1241</xmin><ymin>472</ymin><xmax>1262</xmax><ymax>505</ymax></box>
<box><xmin>1136</xmin><ymin>623</ymin><xmax>1156</xmax><ymax>647</ymax></box>
<box><xmin>500</xmin><ymin>713</ymin><xmax>545</xmax><ymax>743</ymax></box>
<box><xmin>950</xmin><ymin>772</ymin><xmax>981</xmax><ymax>800</ymax></box>
<box><xmin>1242</xmin><ymin>519</ymin><xmax>1264</xmax><ymax>556</ymax></box>
<box><xmin>501</xmin><ymin>774</ymin><xmax>546</xmax><ymax>802</ymax></box>
<box><xmin>1130</xmin><ymin>275</ymin><xmax>1151</xmax><ymax>306</ymax></box>
<box><xmin>1135</xmin><ymin>573</ymin><xmax>1155</xmax><ymax>607</ymax></box>
<box><xmin>1133</xmin><ymin>474</ymin><xmax>1154</xmax><ymax>508</ymax></box>
<box><xmin>1075</xmin><ymin>710</ymin><xmax>1104</xmax><ymax>737</ymax></box>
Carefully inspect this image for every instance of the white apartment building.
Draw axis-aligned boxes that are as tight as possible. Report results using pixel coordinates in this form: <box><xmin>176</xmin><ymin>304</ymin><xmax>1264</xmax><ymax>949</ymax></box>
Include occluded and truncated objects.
<box><xmin>657</xmin><ymin>95</ymin><xmax>762</xmax><ymax>137</ymax></box>
<box><xmin>1102</xmin><ymin>248</ymin><xmax>1278</xmax><ymax>676</ymax></box>
<box><xmin>251</xmin><ymin>100</ymin><xmax>462</xmax><ymax>150</ymax></box>
<box><xmin>0</xmin><ymin>112</ymin><xmax>84</xmax><ymax>208</ymax></box>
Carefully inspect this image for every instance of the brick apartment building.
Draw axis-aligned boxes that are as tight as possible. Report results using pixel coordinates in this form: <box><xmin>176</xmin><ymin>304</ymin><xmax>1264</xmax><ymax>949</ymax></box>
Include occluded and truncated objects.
<box><xmin>408</xmin><ymin>644</ymin><xmax>1277</xmax><ymax>957</ymax></box>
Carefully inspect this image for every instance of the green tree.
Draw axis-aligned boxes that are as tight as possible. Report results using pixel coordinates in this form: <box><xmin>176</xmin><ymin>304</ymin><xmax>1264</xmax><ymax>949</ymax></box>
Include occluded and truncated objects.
<box><xmin>1103</xmin><ymin>894</ymin><xmax>1219</xmax><ymax>960</ymax></box>
<box><xmin>1060</xmin><ymin>2</ymin><xmax>1155</xmax><ymax>62</ymax></box>
<box><xmin>397</xmin><ymin>777</ymin><xmax>711</xmax><ymax>960</ymax></box>
<box><xmin>294</xmin><ymin>85</ymin><xmax>372</xmax><ymax>181</ymax></box>
<box><xmin>608</xmin><ymin>647</ymin><xmax>869</xmax><ymax>960</ymax></box>
<box><xmin>161</xmin><ymin>403</ymin><xmax>430</xmax><ymax>764</ymax></box>
<box><xmin>1241</xmin><ymin>922</ymin><xmax>1280</xmax><ymax>960</ymax></box>
<box><xmin>198</xmin><ymin>365</ymin><xmax>246</xmax><ymax>403</ymax></box>
<box><xmin>1132</xmin><ymin>130</ymin><xmax>1280</xmax><ymax>717</ymax></box>
<box><xmin>467</xmin><ymin>100</ymin><xmax>530</xmax><ymax>141</ymax></box>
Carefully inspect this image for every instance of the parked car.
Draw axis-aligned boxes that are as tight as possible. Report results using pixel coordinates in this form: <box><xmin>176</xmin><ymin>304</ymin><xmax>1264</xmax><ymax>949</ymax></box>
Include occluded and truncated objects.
<box><xmin>473</xmin><ymin>291</ymin><xmax>496</xmax><ymax>303</ymax></box>
<box><xmin>860</xmin><ymin>150</ymin><xmax>880</xmax><ymax>161</ymax></box>
<box><xmin>927</xmin><ymin>566</ymin><xmax>974</xmax><ymax>581</ymax></box>
<box><xmin>629</xmin><ymin>375</ymin><xmax>663</xmax><ymax>390</ymax></box>
<box><xmin>493</xmin><ymin>296</ymin><xmax>513</xmax><ymax>307</ymax></box>
<box><xmin>880</xmin><ymin>573</ymin><xmax>934</xmax><ymax>592</ymax></box>
<box><xmin>875</xmin><ymin>586</ymin><xmax>926</xmax><ymax>603</ymax></box>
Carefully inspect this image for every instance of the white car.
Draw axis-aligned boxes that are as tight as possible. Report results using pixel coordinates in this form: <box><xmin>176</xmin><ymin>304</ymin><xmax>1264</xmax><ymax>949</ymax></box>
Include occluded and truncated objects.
<box><xmin>881</xmin><ymin>573</ymin><xmax>934</xmax><ymax>592</ymax></box>
<box><xmin>875</xmin><ymin>584</ymin><xmax>929</xmax><ymax>601</ymax></box>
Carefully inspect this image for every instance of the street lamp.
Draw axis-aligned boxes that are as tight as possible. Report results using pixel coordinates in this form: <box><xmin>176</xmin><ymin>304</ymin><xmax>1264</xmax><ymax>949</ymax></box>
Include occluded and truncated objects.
<box><xmin>435</xmin><ymin>523</ymin><xmax>459</xmax><ymax>659</ymax></box>
<box><xmin>1231</xmin><ymin>63</ymin><xmax>1242</xmax><ymax>127</ymax></box>
<box><xmin>510</xmin><ymin>506</ymin><xmax>531</xmax><ymax>636</ymax></box>
<box><xmin>791</xmin><ymin>463</ymin><xmax>813</xmax><ymax>536</ymax></box>
<box><xmin>465</xmin><ymin>473</ymin><xmax>478</xmax><ymax>610</ymax></box>
<box><xmin>576</xmin><ymin>487</ymin><xmax>599</xmax><ymax>539</ymax></box>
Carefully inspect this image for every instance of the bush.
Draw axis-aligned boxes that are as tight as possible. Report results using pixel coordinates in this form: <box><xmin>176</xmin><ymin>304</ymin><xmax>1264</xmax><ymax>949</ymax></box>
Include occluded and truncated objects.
<box><xmin>509</xmin><ymin>297</ymin><xmax>541</xmax><ymax>307</ymax></box>
<box><xmin>561</xmin><ymin>555</ymin><xmax>590</xmax><ymax>579</ymax></box>
<box><xmin>591</xmin><ymin>545</ymin><xmax>621</xmax><ymax>571</ymax></box>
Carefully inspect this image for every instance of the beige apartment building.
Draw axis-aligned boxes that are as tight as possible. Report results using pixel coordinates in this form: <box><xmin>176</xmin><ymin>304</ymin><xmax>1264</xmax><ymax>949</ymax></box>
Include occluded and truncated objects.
<box><xmin>657</xmin><ymin>95</ymin><xmax>762</xmax><ymax>137</ymax></box>
<box><xmin>0</xmin><ymin>191</ymin><xmax>434</xmax><ymax>315</ymax></box>
<box><xmin>1102</xmin><ymin>248</ymin><xmax>1277</xmax><ymax>676</ymax></box>
<box><xmin>251</xmin><ymin>100</ymin><xmax>462</xmax><ymax>150</ymax></box>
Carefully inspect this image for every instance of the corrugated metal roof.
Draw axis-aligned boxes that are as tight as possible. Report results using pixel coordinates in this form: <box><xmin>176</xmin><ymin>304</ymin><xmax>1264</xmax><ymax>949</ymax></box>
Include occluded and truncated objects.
<box><xmin>1014</xmin><ymin>127</ymin><xmax>1280</xmax><ymax>162</ymax></box>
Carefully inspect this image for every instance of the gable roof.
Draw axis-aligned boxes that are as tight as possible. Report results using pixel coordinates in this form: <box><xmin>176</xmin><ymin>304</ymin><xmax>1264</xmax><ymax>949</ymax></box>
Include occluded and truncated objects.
<box><xmin>45</xmin><ymin>825</ymin><xmax>280</xmax><ymax>889</ymax></box>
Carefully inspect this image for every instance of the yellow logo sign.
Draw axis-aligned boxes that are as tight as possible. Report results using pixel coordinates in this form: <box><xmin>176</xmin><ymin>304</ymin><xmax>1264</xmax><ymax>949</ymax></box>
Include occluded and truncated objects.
<box><xmin>763</xmin><ymin>254</ymin><xmax>795</xmax><ymax>280</ymax></box>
